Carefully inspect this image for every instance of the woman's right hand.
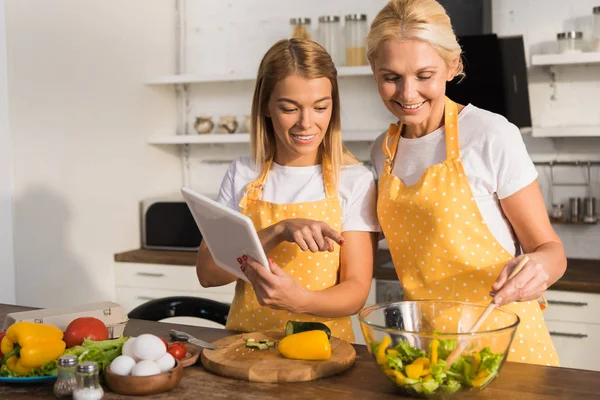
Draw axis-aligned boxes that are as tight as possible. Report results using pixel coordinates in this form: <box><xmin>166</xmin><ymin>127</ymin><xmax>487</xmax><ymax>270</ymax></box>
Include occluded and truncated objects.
<box><xmin>277</xmin><ymin>218</ymin><xmax>345</xmax><ymax>252</ymax></box>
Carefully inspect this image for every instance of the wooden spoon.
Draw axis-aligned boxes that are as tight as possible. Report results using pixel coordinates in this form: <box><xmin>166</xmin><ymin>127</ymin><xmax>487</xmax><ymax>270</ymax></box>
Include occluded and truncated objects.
<box><xmin>443</xmin><ymin>255</ymin><xmax>530</xmax><ymax>371</ymax></box>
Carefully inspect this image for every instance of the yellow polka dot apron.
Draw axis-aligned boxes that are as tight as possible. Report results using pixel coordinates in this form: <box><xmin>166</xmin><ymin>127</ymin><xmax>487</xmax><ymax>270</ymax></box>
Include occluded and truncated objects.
<box><xmin>376</xmin><ymin>97</ymin><xmax>558</xmax><ymax>366</ymax></box>
<box><xmin>225</xmin><ymin>157</ymin><xmax>355</xmax><ymax>342</ymax></box>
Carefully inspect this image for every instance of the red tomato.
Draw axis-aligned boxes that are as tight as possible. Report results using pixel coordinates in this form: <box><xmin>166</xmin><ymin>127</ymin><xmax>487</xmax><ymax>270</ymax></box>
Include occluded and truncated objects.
<box><xmin>167</xmin><ymin>342</ymin><xmax>187</xmax><ymax>360</ymax></box>
<box><xmin>64</xmin><ymin>317</ymin><xmax>109</xmax><ymax>348</ymax></box>
<box><xmin>0</xmin><ymin>331</ymin><xmax>5</xmax><ymax>358</ymax></box>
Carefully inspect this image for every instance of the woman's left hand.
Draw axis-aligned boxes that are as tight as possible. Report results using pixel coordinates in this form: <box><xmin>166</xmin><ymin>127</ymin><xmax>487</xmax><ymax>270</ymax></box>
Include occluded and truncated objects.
<box><xmin>491</xmin><ymin>254</ymin><xmax>549</xmax><ymax>306</ymax></box>
<box><xmin>239</xmin><ymin>255</ymin><xmax>308</xmax><ymax>313</ymax></box>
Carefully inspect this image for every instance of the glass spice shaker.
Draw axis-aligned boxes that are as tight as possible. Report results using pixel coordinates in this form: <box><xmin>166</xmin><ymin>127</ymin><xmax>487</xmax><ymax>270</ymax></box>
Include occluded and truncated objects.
<box><xmin>73</xmin><ymin>362</ymin><xmax>104</xmax><ymax>400</ymax></box>
<box><xmin>53</xmin><ymin>355</ymin><xmax>78</xmax><ymax>398</ymax></box>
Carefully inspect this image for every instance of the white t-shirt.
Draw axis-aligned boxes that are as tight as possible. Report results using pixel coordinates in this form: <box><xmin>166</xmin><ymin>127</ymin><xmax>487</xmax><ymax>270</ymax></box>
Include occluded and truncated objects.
<box><xmin>370</xmin><ymin>104</ymin><xmax>538</xmax><ymax>256</ymax></box>
<box><xmin>217</xmin><ymin>155</ymin><xmax>381</xmax><ymax>233</ymax></box>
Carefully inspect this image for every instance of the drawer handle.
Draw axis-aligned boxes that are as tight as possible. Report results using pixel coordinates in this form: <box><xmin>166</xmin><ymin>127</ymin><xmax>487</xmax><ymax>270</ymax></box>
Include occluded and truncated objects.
<box><xmin>549</xmin><ymin>331</ymin><xmax>588</xmax><ymax>339</ymax></box>
<box><xmin>136</xmin><ymin>272</ymin><xmax>166</xmax><ymax>278</ymax></box>
<box><xmin>547</xmin><ymin>300</ymin><xmax>588</xmax><ymax>307</ymax></box>
<box><xmin>136</xmin><ymin>296</ymin><xmax>157</xmax><ymax>301</ymax></box>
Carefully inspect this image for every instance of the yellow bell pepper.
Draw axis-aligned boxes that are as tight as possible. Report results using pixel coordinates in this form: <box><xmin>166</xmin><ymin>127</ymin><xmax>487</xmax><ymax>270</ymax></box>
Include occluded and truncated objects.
<box><xmin>278</xmin><ymin>330</ymin><xmax>330</xmax><ymax>361</ymax></box>
<box><xmin>1</xmin><ymin>322</ymin><xmax>66</xmax><ymax>376</ymax></box>
<box><xmin>376</xmin><ymin>335</ymin><xmax>391</xmax><ymax>365</ymax></box>
<box><xmin>430</xmin><ymin>339</ymin><xmax>439</xmax><ymax>364</ymax></box>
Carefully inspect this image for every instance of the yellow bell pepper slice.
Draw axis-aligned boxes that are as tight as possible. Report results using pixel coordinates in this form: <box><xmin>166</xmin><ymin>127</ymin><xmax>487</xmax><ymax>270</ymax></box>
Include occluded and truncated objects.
<box><xmin>472</xmin><ymin>352</ymin><xmax>481</xmax><ymax>374</ymax></box>
<box><xmin>430</xmin><ymin>339</ymin><xmax>439</xmax><ymax>364</ymax></box>
<box><xmin>412</xmin><ymin>357</ymin><xmax>431</xmax><ymax>367</ymax></box>
<box><xmin>278</xmin><ymin>330</ymin><xmax>331</xmax><ymax>361</ymax></box>
<box><xmin>376</xmin><ymin>335</ymin><xmax>391</xmax><ymax>366</ymax></box>
<box><xmin>471</xmin><ymin>369</ymin><xmax>490</xmax><ymax>388</ymax></box>
<box><xmin>405</xmin><ymin>357</ymin><xmax>432</xmax><ymax>379</ymax></box>
<box><xmin>383</xmin><ymin>368</ymin><xmax>407</xmax><ymax>385</ymax></box>
<box><xmin>394</xmin><ymin>370</ymin><xmax>407</xmax><ymax>385</ymax></box>
<box><xmin>1</xmin><ymin>321</ymin><xmax>66</xmax><ymax>376</ymax></box>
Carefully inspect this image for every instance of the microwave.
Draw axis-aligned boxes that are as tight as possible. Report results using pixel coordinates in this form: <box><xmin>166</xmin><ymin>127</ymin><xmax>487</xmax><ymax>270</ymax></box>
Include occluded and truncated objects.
<box><xmin>141</xmin><ymin>194</ymin><xmax>214</xmax><ymax>251</ymax></box>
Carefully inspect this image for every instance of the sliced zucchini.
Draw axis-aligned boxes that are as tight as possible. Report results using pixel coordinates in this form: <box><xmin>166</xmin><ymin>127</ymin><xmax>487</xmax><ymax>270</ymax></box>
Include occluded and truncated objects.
<box><xmin>245</xmin><ymin>337</ymin><xmax>275</xmax><ymax>349</ymax></box>
<box><xmin>285</xmin><ymin>321</ymin><xmax>331</xmax><ymax>339</ymax></box>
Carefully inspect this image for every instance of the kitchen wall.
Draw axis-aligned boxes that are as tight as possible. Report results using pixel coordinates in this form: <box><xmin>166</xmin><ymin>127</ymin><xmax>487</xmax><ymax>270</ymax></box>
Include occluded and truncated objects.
<box><xmin>0</xmin><ymin>0</ymin><xmax>15</xmax><ymax>304</ymax></box>
<box><xmin>5</xmin><ymin>0</ymin><xmax>181</xmax><ymax>307</ymax></box>
<box><xmin>180</xmin><ymin>0</ymin><xmax>600</xmax><ymax>259</ymax></box>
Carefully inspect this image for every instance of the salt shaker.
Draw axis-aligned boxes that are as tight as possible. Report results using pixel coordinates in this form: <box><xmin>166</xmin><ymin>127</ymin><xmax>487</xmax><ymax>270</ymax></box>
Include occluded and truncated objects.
<box><xmin>73</xmin><ymin>362</ymin><xmax>104</xmax><ymax>400</ymax></box>
<box><xmin>53</xmin><ymin>355</ymin><xmax>78</xmax><ymax>398</ymax></box>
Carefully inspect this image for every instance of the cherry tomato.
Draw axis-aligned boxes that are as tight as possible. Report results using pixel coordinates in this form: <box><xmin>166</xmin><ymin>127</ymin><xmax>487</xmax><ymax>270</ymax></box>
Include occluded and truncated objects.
<box><xmin>167</xmin><ymin>342</ymin><xmax>187</xmax><ymax>360</ymax></box>
<box><xmin>160</xmin><ymin>337</ymin><xmax>169</xmax><ymax>349</ymax></box>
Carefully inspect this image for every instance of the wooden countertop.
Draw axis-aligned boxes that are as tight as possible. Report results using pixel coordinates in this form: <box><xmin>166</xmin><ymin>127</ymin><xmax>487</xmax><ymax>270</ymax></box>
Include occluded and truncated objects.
<box><xmin>115</xmin><ymin>248</ymin><xmax>600</xmax><ymax>294</ymax></box>
<box><xmin>1</xmin><ymin>303</ymin><xmax>600</xmax><ymax>399</ymax></box>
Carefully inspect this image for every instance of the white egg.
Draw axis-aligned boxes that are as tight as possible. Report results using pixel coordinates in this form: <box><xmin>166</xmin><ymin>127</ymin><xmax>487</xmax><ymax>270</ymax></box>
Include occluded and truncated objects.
<box><xmin>155</xmin><ymin>352</ymin><xmax>175</xmax><ymax>372</ymax></box>
<box><xmin>131</xmin><ymin>360</ymin><xmax>162</xmax><ymax>377</ymax></box>
<box><xmin>109</xmin><ymin>355</ymin><xmax>136</xmax><ymax>376</ymax></box>
<box><xmin>121</xmin><ymin>337</ymin><xmax>140</xmax><ymax>361</ymax></box>
<box><xmin>132</xmin><ymin>334</ymin><xmax>167</xmax><ymax>361</ymax></box>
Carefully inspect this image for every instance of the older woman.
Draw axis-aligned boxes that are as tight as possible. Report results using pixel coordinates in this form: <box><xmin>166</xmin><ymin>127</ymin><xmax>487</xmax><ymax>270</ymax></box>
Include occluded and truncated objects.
<box><xmin>368</xmin><ymin>0</ymin><xmax>566</xmax><ymax>365</ymax></box>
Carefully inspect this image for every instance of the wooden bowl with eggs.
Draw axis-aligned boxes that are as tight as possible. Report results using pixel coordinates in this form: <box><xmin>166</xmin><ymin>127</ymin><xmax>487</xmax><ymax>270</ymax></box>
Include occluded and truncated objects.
<box><xmin>104</xmin><ymin>359</ymin><xmax>184</xmax><ymax>396</ymax></box>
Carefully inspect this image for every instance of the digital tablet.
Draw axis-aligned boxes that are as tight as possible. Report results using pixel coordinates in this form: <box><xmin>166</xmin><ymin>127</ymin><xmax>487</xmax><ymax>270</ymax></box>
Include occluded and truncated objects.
<box><xmin>181</xmin><ymin>186</ymin><xmax>270</xmax><ymax>283</ymax></box>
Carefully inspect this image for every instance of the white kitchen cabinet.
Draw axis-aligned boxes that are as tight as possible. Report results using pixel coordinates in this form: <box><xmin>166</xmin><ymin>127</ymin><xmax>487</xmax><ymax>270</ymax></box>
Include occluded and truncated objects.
<box><xmin>351</xmin><ymin>279</ymin><xmax>377</xmax><ymax>345</ymax></box>
<box><xmin>114</xmin><ymin>262</ymin><xmax>235</xmax><ymax>328</ymax></box>
<box><xmin>544</xmin><ymin>290</ymin><xmax>600</xmax><ymax>371</ymax></box>
<box><xmin>545</xmin><ymin>320</ymin><xmax>600</xmax><ymax>372</ymax></box>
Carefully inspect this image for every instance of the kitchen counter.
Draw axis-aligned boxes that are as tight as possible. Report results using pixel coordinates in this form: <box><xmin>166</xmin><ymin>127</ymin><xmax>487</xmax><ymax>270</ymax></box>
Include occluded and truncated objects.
<box><xmin>115</xmin><ymin>248</ymin><xmax>600</xmax><ymax>294</ymax></box>
<box><xmin>1</xmin><ymin>303</ymin><xmax>600</xmax><ymax>399</ymax></box>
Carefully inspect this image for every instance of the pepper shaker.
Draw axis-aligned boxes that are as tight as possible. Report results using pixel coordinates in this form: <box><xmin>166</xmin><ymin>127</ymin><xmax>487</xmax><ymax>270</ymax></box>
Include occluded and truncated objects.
<box><xmin>53</xmin><ymin>355</ymin><xmax>78</xmax><ymax>398</ymax></box>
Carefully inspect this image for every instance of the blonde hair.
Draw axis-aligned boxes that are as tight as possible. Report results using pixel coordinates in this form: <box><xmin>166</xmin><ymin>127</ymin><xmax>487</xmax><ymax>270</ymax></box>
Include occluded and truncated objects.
<box><xmin>250</xmin><ymin>38</ymin><xmax>360</xmax><ymax>189</ymax></box>
<box><xmin>366</xmin><ymin>0</ymin><xmax>464</xmax><ymax>79</ymax></box>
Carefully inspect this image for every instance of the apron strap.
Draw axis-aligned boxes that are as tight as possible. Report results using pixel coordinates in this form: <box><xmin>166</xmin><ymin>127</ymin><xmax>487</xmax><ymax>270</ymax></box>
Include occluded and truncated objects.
<box><xmin>381</xmin><ymin>123</ymin><xmax>401</xmax><ymax>173</ymax></box>
<box><xmin>238</xmin><ymin>158</ymin><xmax>273</xmax><ymax>210</ymax></box>
<box><xmin>444</xmin><ymin>97</ymin><xmax>460</xmax><ymax>160</ymax></box>
<box><xmin>322</xmin><ymin>155</ymin><xmax>337</xmax><ymax>199</ymax></box>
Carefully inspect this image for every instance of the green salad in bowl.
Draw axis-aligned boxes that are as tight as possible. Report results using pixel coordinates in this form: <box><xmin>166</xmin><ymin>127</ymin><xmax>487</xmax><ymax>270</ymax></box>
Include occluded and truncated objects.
<box><xmin>359</xmin><ymin>300</ymin><xmax>519</xmax><ymax>398</ymax></box>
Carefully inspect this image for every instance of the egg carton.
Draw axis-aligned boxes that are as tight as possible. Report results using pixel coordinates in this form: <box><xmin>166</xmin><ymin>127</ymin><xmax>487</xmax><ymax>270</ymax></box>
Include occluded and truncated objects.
<box><xmin>3</xmin><ymin>301</ymin><xmax>129</xmax><ymax>338</ymax></box>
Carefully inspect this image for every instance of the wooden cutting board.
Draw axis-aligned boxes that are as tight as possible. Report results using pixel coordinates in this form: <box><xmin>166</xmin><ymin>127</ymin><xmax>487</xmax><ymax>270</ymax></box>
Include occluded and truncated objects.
<box><xmin>200</xmin><ymin>331</ymin><xmax>356</xmax><ymax>383</ymax></box>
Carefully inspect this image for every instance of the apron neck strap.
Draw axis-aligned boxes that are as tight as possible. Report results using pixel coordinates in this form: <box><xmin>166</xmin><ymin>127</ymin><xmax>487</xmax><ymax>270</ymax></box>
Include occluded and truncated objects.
<box><xmin>321</xmin><ymin>155</ymin><xmax>336</xmax><ymax>199</ymax></box>
<box><xmin>381</xmin><ymin>123</ymin><xmax>401</xmax><ymax>173</ymax></box>
<box><xmin>238</xmin><ymin>159</ymin><xmax>272</xmax><ymax>209</ymax></box>
<box><xmin>444</xmin><ymin>97</ymin><xmax>460</xmax><ymax>160</ymax></box>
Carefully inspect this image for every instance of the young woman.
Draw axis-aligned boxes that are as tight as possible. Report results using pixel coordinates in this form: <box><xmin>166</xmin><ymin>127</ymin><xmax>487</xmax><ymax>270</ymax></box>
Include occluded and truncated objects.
<box><xmin>196</xmin><ymin>39</ymin><xmax>379</xmax><ymax>342</ymax></box>
<box><xmin>368</xmin><ymin>0</ymin><xmax>566</xmax><ymax>365</ymax></box>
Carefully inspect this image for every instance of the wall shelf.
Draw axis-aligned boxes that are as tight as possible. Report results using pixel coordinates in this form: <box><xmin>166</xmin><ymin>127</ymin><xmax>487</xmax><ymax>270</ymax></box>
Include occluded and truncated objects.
<box><xmin>531</xmin><ymin>52</ymin><xmax>600</xmax><ymax>66</ymax></box>
<box><xmin>146</xmin><ymin>66</ymin><xmax>373</xmax><ymax>85</ymax></box>
<box><xmin>529</xmin><ymin>126</ymin><xmax>600</xmax><ymax>138</ymax></box>
<box><xmin>148</xmin><ymin>130</ymin><xmax>383</xmax><ymax>145</ymax></box>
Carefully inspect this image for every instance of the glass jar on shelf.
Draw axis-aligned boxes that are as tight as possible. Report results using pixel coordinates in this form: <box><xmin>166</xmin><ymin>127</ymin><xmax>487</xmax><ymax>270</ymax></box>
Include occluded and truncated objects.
<box><xmin>344</xmin><ymin>14</ymin><xmax>368</xmax><ymax>66</ymax></box>
<box><xmin>290</xmin><ymin>17</ymin><xmax>312</xmax><ymax>40</ymax></box>
<box><xmin>593</xmin><ymin>6</ymin><xmax>600</xmax><ymax>52</ymax></box>
<box><xmin>318</xmin><ymin>15</ymin><xmax>343</xmax><ymax>66</ymax></box>
<box><xmin>557</xmin><ymin>31</ymin><xmax>586</xmax><ymax>54</ymax></box>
